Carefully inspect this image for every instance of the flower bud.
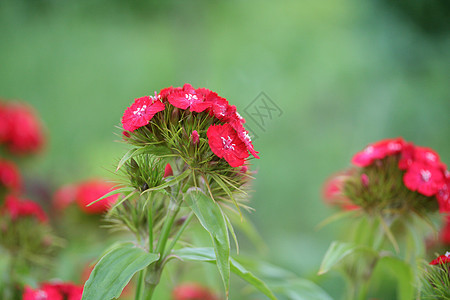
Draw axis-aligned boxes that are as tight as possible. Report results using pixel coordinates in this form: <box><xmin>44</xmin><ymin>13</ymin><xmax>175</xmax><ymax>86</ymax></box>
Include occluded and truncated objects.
<box><xmin>361</xmin><ymin>173</ymin><xmax>369</xmax><ymax>187</ymax></box>
<box><xmin>164</xmin><ymin>163</ymin><xmax>173</xmax><ymax>178</ymax></box>
<box><xmin>191</xmin><ymin>130</ymin><xmax>199</xmax><ymax>145</ymax></box>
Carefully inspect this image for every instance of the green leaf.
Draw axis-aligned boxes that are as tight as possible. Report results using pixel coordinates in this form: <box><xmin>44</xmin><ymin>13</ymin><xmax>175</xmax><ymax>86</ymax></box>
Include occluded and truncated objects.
<box><xmin>82</xmin><ymin>243</ymin><xmax>159</xmax><ymax>300</ymax></box>
<box><xmin>87</xmin><ymin>187</ymin><xmax>134</xmax><ymax>207</ymax></box>
<box><xmin>378</xmin><ymin>256</ymin><xmax>415</xmax><ymax>300</ymax></box>
<box><xmin>318</xmin><ymin>241</ymin><xmax>377</xmax><ymax>275</ymax></box>
<box><xmin>184</xmin><ymin>188</ymin><xmax>230</xmax><ymax>291</ymax></box>
<box><xmin>173</xmin><ymin>247</ymin><xmax>276</xmax><ymax>300</ymax></box>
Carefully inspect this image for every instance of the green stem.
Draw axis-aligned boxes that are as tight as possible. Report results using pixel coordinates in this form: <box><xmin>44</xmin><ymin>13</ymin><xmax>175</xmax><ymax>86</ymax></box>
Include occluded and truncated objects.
<box><xmin>155</xmin><ymin>203</ymin><xmax>180</xmax><ymax>258</ymax></box>
<box><xmin>134</xmin><ymin>269</ymin><xmax>146</xmax><ymax>300</ymax></box>
<box><xmin>145</xmin><ymin>284</ymin><xmax>157</xmax><ymax>300</ymax></box>
<box><xmin>165</xmin><ymin>212</ymin><xmax>194</xmax><ymax>257</ymax></box>
<box><xmin>148</xmin><ymin>194</ymin><xmax>153</xmax><ymax>252</ymax></box>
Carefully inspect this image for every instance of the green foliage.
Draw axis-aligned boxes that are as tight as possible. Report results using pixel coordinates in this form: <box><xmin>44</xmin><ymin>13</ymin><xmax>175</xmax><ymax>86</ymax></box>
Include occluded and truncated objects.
<box><xmin>421</xmin><ymin>263</ymin><xmax>450</xmax><ymax>300</ymax></box>
<box><xmin>184</xmin><ymin>188</ymin><xmax>231</xmax><ymax>292</ymax></box>
<box><xmin>82</xmin><ymin>243</ymin><xmax>159</xmax><ymax>300</ymax></box>
<box><xmin>377</xmin><ymin>256</ymin><xmax>415</xmax><ymax>300</ymax></box>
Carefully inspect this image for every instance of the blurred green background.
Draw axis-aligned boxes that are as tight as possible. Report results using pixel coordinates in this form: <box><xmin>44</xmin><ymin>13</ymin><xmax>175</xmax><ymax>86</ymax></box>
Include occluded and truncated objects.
<box><xmin>1</xmin><ymin>0</ymin><xmax>449</xmax><ymax>298</ymax></box>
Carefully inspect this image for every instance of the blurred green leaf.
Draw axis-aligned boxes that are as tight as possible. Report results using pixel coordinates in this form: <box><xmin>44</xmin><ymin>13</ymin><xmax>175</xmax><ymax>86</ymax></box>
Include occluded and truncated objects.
<box><xmin>173</xmin><ymin>247</ymin><xmax>276</xmax><ymax>300</ymax></box>
<box><xmin>82</xmin><ymin>243</ymin><xmax>159</xmax><ymax>300</ymax></box>
<box><xmin>272</xmin><ymin>279</ymin><xmax>333</xmax><ymax>300</ymax></box>
<box><xmin>318</xmin><ymin>241</ymin><xmax>377</xmax><ymax>275</ymax></box>
<box><xmin>184</xmin><ymin>188</ymin><xmax>230</xmax><ymax>292</ymax></box>
<box><xmin>378</xmin><ymin>256</ymin><xmax>415</xmax><ymax>300</ymax></box>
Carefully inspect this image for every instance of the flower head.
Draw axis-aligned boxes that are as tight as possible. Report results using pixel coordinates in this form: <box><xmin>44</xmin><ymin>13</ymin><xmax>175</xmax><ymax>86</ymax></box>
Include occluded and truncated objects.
<box><xmin>403</xmin><ymin>162</ymin><xmax>444</xmax><ymax>197</ymax></box>
<box><xmin>207</xmin><ymin>123</ymin><xmax>249</xmax><ymax>167</ymax></box>
<box><xmin>76</xmin><ymin>179</ymin><xmax>118</xmax><ymax>214</ymax></box>
<box><xmin>122</xmin><ymin>96</ymin><xmax>165</xmax><ymax>132</ymax></box>
<box><xmin>168</xmin><ymin>84</ymin><xmax>211</xmax><ymax>112</ymax></box>
<box><xmin>3</xmin><ymin>194</ymin><xmax>47</xmax><ymax>223</ymax></box>
<box><xmin>351</xmin><ymin>138</ymin><xmax>404</xmax><ymax>167</ymax></box>
<box><xmin>430</xmin><ymin>252</ymin><xmax>450</xmax><ymax>265</ymax></box>
<box><xmin>0</xmin><ymin>159</ymin><xmax>22</xmax><ymax>192</ymax></box>
<box><xmin>23</xmin><ymin>285</ymin><xmax>63</xmax><ymax>300</ymax></box>
<box><xmin>53</xmin><ymin>184</ymin><xmax>77</xmax><ymax>211</ymax></box>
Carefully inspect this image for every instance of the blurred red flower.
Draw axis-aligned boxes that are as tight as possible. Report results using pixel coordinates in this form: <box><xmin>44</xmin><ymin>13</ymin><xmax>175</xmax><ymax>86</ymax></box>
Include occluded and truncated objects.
<box><xmin>53</xmin><ymin>184</ymin><xmax>77</xmax><ymax>211</ymax></box>
<box><xmin>42</xmin><ymin>282</ymin><xmax>83</xmax><ymax>300</ymax></box>
<box><xmin>207</xmin><ymin>123</ymin><xmax>249</xmax><ymax>167</ymax></box>
<box><xmin>164</xmin><ymin>163</ymin><xmax>174</xmax><ymax>178</ymax></box>
<box><xmin>403</xmin><ymin>162</ymin><xmax>444</xmax><ymax>197</ymax></box>
<box><xmin>122</xmin><ymin>96</ymin><xmax>165</xmax><ymax>132</ymax></box>
<box><xmin>429</xmin><ymin>252</ymin><xmax>450</xmax><ymax>265</ymax></box>
<box><xmin>0</xmin><ymin>159</ymin><xmax>22</xmax><ymax>191</ymax></box>
<box><xmin>3</xmin><ymin>194</ymin><xmax>47</xmax><ymax>223</ymax></box>
<box><xmin>351</xmin><ymin>138</ymin><xmax>404</xmax><ymax>167</ymax></box>
<box><xmin>0</xmin><ymin>101</ymin><xmax>45</xmax><ymax>154</ymax></box>
<box><xmin>322</xmin><ymin>171</ymin><xmax>359</xmax><ymax>211</ymax></box>
<box><xmin>23</xmin><ymin>285</ymin><xmax>63</xmax><ymax>300</ymax></box>
<box><xmin>75</xmin><ymin>179</ymin><xmax>118</xmax><ymax>214</ymax></box>
<box><xmin>440</xmin><ymin>216</ymin><xmax>450</xmax><ymax>245</ymax></box>
<box><xmin>172</xmin><ymin>283</ymin><xmax>218</xmax><ymax>300</ymax></box>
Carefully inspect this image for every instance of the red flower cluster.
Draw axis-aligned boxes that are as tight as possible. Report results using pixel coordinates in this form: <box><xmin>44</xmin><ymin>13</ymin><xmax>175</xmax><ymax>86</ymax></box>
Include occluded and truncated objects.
<box><xmin>0</xmin><ymin>159</ymin><xmax>22</xmax><ymax>192</ymax></box>
<box><xmin>352</xmin><ymin>138</ymin><xmax>449</xmax><ymax>211</ymax></box>
<box><xmin>121</xmin><ymin>84</ymin><xmax>259</xmax><ymax>167</ymax></box>
<box><xmin>2</xmin><ymin>194</ymin><xmax>47</xmax><ymax>223</ymax></box>
<box><xmin>53</xmin><ymin>179</ymin><xmax>118</xmax><ymax>214</ymax></box>
<box><xmin>172</xmin><ymin>283</ymin><xmax>218</xmax><ymax>300</ymax></box>
<box><xmin>0</xmin><ymin>101</ymin><xmax>45</xmax><ymax>154</ymax></box>
<box><xmin>23</xmin><ymin>282</ymin><xmax>83</xmax><ymax>300</ymax></box>
<box><xmin>429</xmin><ymin>251</ymin><xmax>450</xmax><ymax>265</ymax></box>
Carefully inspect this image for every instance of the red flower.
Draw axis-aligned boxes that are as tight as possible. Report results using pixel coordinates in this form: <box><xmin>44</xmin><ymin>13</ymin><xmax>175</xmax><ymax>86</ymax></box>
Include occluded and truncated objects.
<box><xmin>42</xmin><ymin>282</ymin><xmax>83</xmax><ymax>300</ymax></box>
<box><xmin>53</xmin><ymin>184</ymin><xmax>77</xmax><ymax>211</ymax></box>
<box><xmin>3</xmin><ymin>194</ymin><xmax>47</xmax><ymax>223</ymax></box>
<box><xmin>399</xmin><ymin>144</ymin><xmax>446</xmax><ymax>171</ymax></box>
<box><xmin>429</xmin><ymin>252</ymin><xmax>450</xmax><ymax>265</ymax></box>
<box><xmin>322</xmin><ymin>171</ymin><xmax>359</xmax><ymax>211</ymax></box>
<box><xmin>207</xmin><ymin>123</ymin><xmax>249</xmax><ymax>167</ymax></box>
<box><xmin>23</xmin><ymin>285</ymin><xmax>63</xmax><ymax>300</ymax></box>
<box><xmin>352</xmin><ymin>138</ymin><xmax>405</xmax><ymax>167</ymax></box>
<box><xmin>168</xmin><ymin>84</ymin><xmax>211</xmax><ymax>112</ymax></box>
<box><xmin>403</xmin><ymin>162</ymin><xmax>444</xmax><ymax>196</ymax></box>
<box><xmin>164</xmin><ymin>163</ymin><xmax>173</xmax><ymax>177</ymax></box>
<box><xmin>0</xmin><ymin>159</ymin><xmax>22</xmax><ymax>191</ymax></box>
<box><xmin>75</xmin><ymin>180</ymin><xmax>118</xmax><ymax>214</ymax></box>
<box><xmin>437</xmin><ymin>178</ymin><xmax>450</xmax><ymax>213</ymax></box>
<box><xmin>205</xmin><ymin>92</ymin><xmax>230</xmax><ymax>120</ymax></box>
<box><xmin>0</xmin><ymin>102</ymin><xmax>45</xmax><ymax>154</ymax></box>
<box><xmin>122</xmin><ymin>96</ymin><xmax>165</xmax><ymax>132</ymax></box>
<box><xmin>158</xmin><ymin>86</ymin><xmax>182</xmax><ymax>101</ymax></box>
<box><xmin>231</xmin><ymin>121</ymin><xmax>260</xmax><ymax>159</ymax></box>
<box><xmin>172</xmin><ymin>283</ymin><xmax>218</xmax><ymax>300</ymax></box>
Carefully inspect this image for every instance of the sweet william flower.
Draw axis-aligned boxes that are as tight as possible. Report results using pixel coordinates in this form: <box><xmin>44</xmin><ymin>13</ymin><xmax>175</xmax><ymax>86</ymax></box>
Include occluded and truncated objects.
<box><xmin>351</xmin><ymin>138</ymin><xmax>404</xmax><ymax>167</ymax></box>
<box><xmin>3</xmin><ymin>194</ymin><xmax>47</xmax><ymax>223</ymax></box>
<box><xmin>437</xmin><ymin>178</ymin><xmax>450</xmax><ymax>213</ymax></box>
<box><xmin>122</xmin><ymin>95</ymin><xmax>165</xmax><ymax>132</ymax></box>
<box><xmin>53</xmin><ymin>184</ymin><xmax>77</xmax><ymax>211</ymax></box>
<box><xmin>403</xmin><ymin>162</ymin><xmax>444</xmax><ymax>197</ymax></box>
<box><xmin>429</xmin><ymin>251</ymin><xmax>450</xmax><ymax>265</ymax></box>
<box><xmin>172</xmin><ymin>283</ymin><xmax>218</xmax><ymax>300</ymax></box>
<box><xmin>207</xmin><ymin>123</ymin><xmax>249</xmax><ymax>167</ymax></box>
<box><xmin>76</xmin><ymin>179</ymin><xmax>118</xmax><ymax>214</ymax></box>
<box><xmin>0</xmin><ymin>159</ymin><xmax>22</xmax><ymax>191</ymax></box>
<box><xmin>168</xmin><ymin>84</ymin><xmax>211</xmax><ymax>112</ymax></box>
<box><xmin>23</xmin><ymin>285</ymin><xmax>63</xmax><ymax>300</ymax></box>
<box><xmin>231</xmin><ymin>121</ymin><xmax>260</xmax><ymax>159</ymax></box>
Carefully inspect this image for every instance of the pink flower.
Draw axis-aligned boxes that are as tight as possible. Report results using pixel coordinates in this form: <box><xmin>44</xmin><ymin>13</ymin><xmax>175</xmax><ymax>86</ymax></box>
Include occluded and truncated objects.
<box><xmin>172</xmin><ymin>283</ymin><xmax>218</xmax><ymax>300</ymax></box>
<box><xmin>429</xmin><ymin>252</ymin><xmax>450</xmax><ymax>265</ymax></box>
<box><xmin>75</xmin><ymin>180</ymin><xmax>118</xmax><ymax>214</ymax></box>
<box><xmin>122</xmin><ymin>96</ymin><xmax>165</xmax><ymax>132</ymax></box>
<box><xmin>53</xmin><ymin>184</ymin><xmax>77</xmax><ymax>211</ymax></box>
<box><xmin>437</xmin><ymin>178</ymin><xmax>450</xmax><ymax>213</ymax></box>
<box><xmin>207</xmin><ymin>123</ymin><xmax>249</xmax><ymax>167</ymax></box>
<box><xmin>403</xmin><ymin>162</ymin><xmax>444</xmax><ymax>196</ymax></box>
<box><xmin>168</xmin><ymin>84</ymin><xmax>211</xmax><ymax>112</ymax></box>
<box><xmin>164</xmin><ymin>163</ymin><xmax>173</xmax><ymax>177</ymax></box>
<box><xmin>191</xmin><ymin>130</ymin><xmax>199</xmax><ymax>145</ymax></box>
<box><xmin>399</xmin><ymin>144</ymin><xmax>446</xmax><ymax>171</ymax></box>
<box><xmin>0</xmin><ymin>159</ymin><xmax>22</xmax><ymax>191</ymax></box>
<box><xmin>23</xmin><ymin>285</ymin><xmax>63</xmax><ymax>300</ymax></box>
<box><xmin>352</xmin><ymin>138</ymin><xmax>405</xmax><ymax>167</ymax></box>
<box><xmin>3</xmin><ymin>194</ymin><xmax>47</xmax><ymax>223</ymax></box>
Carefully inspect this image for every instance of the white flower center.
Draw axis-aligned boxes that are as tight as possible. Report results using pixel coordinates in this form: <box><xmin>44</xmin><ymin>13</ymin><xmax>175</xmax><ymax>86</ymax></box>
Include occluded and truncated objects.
<box><xmin>388</xmin><ymin>142</ymin><xmax>402</xmax><ymax>151</ymax></box>
<box><xmin>425</xmin><ymin>152</ymin><xmax>436</xmax><ymax>162</ymax></box>
<box><xmin>420</xmin><ymin>169</ymin><xmax>431</xmax><ymax>182</ymax></box>
<box><xmin>36</xmin><ymin>291</ymin><xmax>48</xmax><ymax>300</ymax></box>
<box><xmin>221</xmin><ymin>136</ymin><xmax>235</xmax><ymax>150</ymax></box>
<box><xmin>364</xmin><ymin>146</ymin><xmax>374</xmax><ymax>154</ymax></box>
<box><xmin>185</xmin><ymin>93</ymin><xmax>198</xmax><ymax>105</ymax></box>
<box><xmin>133</xmin><ymin>105</ymin><xmax>147</xmax><ymax>116</ymax></box>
